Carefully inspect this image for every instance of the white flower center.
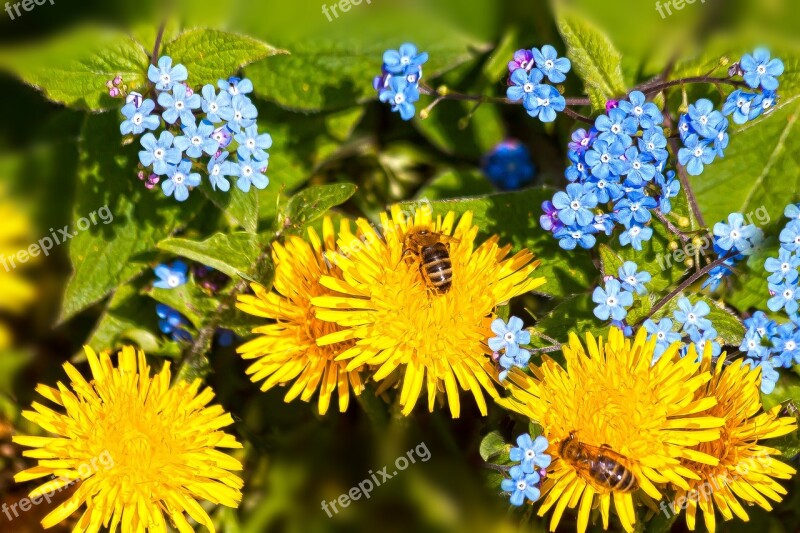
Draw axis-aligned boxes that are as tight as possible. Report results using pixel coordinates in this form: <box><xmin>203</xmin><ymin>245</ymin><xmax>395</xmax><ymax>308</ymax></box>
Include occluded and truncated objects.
<box><xmin>209</xmin><ymin>103</ymin><xmax>218</xmax><ymax>112</ymax></box>
<box><xmin>627</xmin><ymin>276</ymin><xmax>637</xmax><ymax>285</ymax></box>
<box><xmin>544</xmin><ymin>60</ymin><xmax>554</xmax><ymax>69</ymax></box>
<box><xmin>606</xmin><ymin>296</ymin><xmax>618</xmax><ymax>306</ymax></box>
<box><xmin>538</xmin><ymin>98</ymin><xmax>550</xmax><ymax>106</ymax></box>
<box><xmin>525</xmin><ymin>450</ymin><xmax>535</xmax><ymax>459</ymax></box>
<box><xmin>782</xmin><ymin>262</ymin><xmax>791</xmax><ymax>272</ymax></box>
<box><xmin>611</xmin><ymin>124</ymin><xmax>621</xmax><ymax>133</ymax></box>
<box><xmin>571</xmin><ymin>231</ymin><xmax>581</xmax><ymax>239</ymax></box>
<box><xmin>167</xmin><ymin>275</ymin><xmax>181</xmax><ymax>288</ymax></box>
<box><xmin>132</xmin><ymin>114</ymin><xmax>143</xmax><ymax>125</ymax></box>
<box><xmin>175</xmin><ymin>101</ymin><xmax>184</xmax><ymax>109</ymax></box>
<box><xmin>504</xmin><ymin>332</ymin><xmax>515</xmax><ymax>342</ymax></box>
<box><xmin>242</xmin><ymin>165</ymin><xmax>253</xmax><ymax>177</ymax></box>
<box><xmin>647</xmin><ymin>142</ymin><xmax>655</xmax><ymax>150</ymax></box>
<box><xmin>687</xmin><ymin>313</ymin><xmax>696</xmax><ymax>322</ymax></box>
<box><xmin>757</xmin><ymin>65</ymin><xmax>766</xmax><ymax>74</ymax></box>
<box><xmin>580</xmin><ymin>138</ymin><xmax>589</xmax><ymax>146</ymax></box>
<box><xmin>191</xmin><ymin>135</ymin><xmax>202</xmax><ymax>146</ymax></box>
<box><xmin>161</xmin><ymin>74</ymin><xmax>170</xmax><ymax>84</ymax></box>
<box><xmin>633</xmin><ymin>106</ymin><xmax>643</xmax><ymax>116</ymax></box>
<box><xmin>730</xmin><ymin>230</ymin><xmax>740</xmax><ymax>239</ymax></box>
<box><xmin>517</xmin><ymin>480</ymin><xmax>527</xmax><ymax>491</ymax></box>
<box><xmin>601</xmin><ymin>154</ymin><xmax>610</xmax><ymax>163</ymax></box>
<box><xmin>173</xmin><ymin>173</ymin><xmax>185</xmax><ymax>184</ymax></box>
<box><xmin>632</xmin><ymin>161</ymin><xmax>641</xmax><ymax>170</ymax></box>
<box><xmin>247</xmin><ymin>139</ymin><xmax>256</xmax><ymax>149</ymax></box>
<box><xmin>394</xmin><ymin>93</ymin><xmax>406</xmax><ymax>104</ymax></box>
<box><xmin>570</xmin><ymin>200</ymin><xmax>581</xmax><ymax>210</ymax></box>
<box><xmin>787</xmin><ymin>341</ymin><xmax>797</xmax><ymax>350</ymax></box>
<box><xmin>154</xmin><ymin>148</ymin><xmax>164</xmax><ymax>159</ymax></box>
<box><xmin>784</xmin><ymin>289</ymin><xmax>794</xmax><ymax>299</ymax></box>
<box><xmin>630</xmin><ymin>227</ymin><xmax>641</xmax><ymax>236</ymax></box>
<box><xmin>657</xmin><ymin>332</ymin><xmax>665</xmax><ymax>340</ymax></box>
<box><xmin>235</xmin><ymin>111</ymin><xmax>243</xmax><ymax>120</ymax></box>
<box><xmin>699</xmin><ymin>115</ymin><xmax>708</xmax><ymax>125</ymax></box>
<box><xmin>523</xmin><ymin>82</ymin><xmax>534</xmax><ymax>93</ymax></box>
<box><xmin>693</xmin><ymin>147</ymin><xmax>703</xmax><ymax>157</ymax></box>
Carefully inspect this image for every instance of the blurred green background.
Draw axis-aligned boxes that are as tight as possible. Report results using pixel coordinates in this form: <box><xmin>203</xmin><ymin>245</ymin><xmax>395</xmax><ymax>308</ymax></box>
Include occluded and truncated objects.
<box><xmin>1</xmin><ymin>0</ymin><xmax>799</xmax><ymax>531</ymax></box>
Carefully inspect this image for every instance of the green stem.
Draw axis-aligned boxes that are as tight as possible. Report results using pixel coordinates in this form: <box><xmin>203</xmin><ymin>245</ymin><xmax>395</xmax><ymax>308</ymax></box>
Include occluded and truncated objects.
<box><xmin>646</xmin><ymin>254</ymin><xmax>733</xmax><ymax>320</ymax></box>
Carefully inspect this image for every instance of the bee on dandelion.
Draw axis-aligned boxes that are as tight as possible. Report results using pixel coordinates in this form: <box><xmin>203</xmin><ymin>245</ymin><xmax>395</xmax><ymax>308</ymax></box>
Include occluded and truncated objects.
<box><xmin>311</xmin><ymin>204</ymin><xmax>544</xmax><ymax>417</ymax></box>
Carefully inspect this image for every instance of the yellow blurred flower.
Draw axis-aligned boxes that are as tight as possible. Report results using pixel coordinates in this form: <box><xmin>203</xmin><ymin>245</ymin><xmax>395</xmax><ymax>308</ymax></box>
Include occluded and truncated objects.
<box><xmin>0</xmin><ymin>195</ymin><xmax>36</xmax><ymax>347</ymax></box>
<box><xmin>236</xmin><ymin>217</ymin><xmax>365</xmax><ymax>415</ymax></box>
<box><xmin>13</xmin><ymin>346</ymin><xmax>243</xmax><ymax>532</ymax></box>
<box><xmin>499</xmin><ymin>328</ymin><xmax>725</xmax><ymax>533</ymax></box>
<box><xmin>673</xmin><ymin>355</ymin><xmax>797</xmax><ymax>532</ymax></box>
<box><xmin>312</xmin><ymin>205</ymin><xmax>544</xmax><ymax>417</ymax></box>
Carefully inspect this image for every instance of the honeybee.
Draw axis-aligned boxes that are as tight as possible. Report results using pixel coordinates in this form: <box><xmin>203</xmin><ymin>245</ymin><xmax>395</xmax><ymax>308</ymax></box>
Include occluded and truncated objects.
<box><xmin>402</xmin><ymin>229</ymin><xmax>457</xmax><ymax>294</ymax></box>
<box><xmin>559</xmin><ymin>432</ymin><xmax>638</xmax><ymax>493</ymax></box>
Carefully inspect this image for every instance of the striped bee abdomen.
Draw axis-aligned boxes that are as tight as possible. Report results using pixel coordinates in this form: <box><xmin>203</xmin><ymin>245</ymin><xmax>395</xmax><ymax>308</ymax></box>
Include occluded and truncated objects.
<box><xmin>592</xmin><ymin>454</ymin><xmax>638</xmax><ymax>492</ymax></box>
<box><xmin>421</xmin><ymin>242</ymin><xmax>452</xmax><ymax>293</ymax></box>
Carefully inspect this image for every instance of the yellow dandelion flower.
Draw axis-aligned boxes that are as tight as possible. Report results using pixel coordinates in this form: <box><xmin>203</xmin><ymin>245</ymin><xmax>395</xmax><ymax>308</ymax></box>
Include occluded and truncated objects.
<box><xmin>0</xmin><ymin>194</ymin><xmax>36</xmax><ymax>347</ymax></box>
<box><xmin>236</xmin><ymin>217</ymin><xmax>365</xmax><ymax>415</ymax></box>
<box><xmin>673</xmin><ymin>355</ymin><xmax>797</xmax><ymax>533</ymax></box>
<box><xmin>498</xmin><ymin>328</ymin><xmax>725</xmax><ymax>533</ymax></box>
<box><xmin>13</xmin><ymin>346</ymin><xmax>243</xmax><ymax>533</ymax></box>
<box><xmin>311</xmin><ymin>204</ymin><xmax>544</xmax><ymax>417</ymax></box>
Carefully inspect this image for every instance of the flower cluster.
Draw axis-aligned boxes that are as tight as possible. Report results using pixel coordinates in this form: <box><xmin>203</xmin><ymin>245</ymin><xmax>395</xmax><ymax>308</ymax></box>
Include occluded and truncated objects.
<box><xmin>644</xmin><ymin>296</ymin><xmax>720</xmax><ymax>362</ymax></box>
<box><xmin>592</xmin><ymin>261</ymin><xmax>651</xmax><ymax>327</ymax></box>
<box><xmin>506</xmin><ymin>45</ymin><xmax>570</xmax><ymax>122</ymax></box>
<box><xmin>724</xmin><ymin>48</ymin><xmax>783</xmax><ymax>124</ymax></box>
<box><xmin>733</xmin><ymin>203</ymin><xmax>800</xmax><ymax>393</ymax></box>
<box><xmin>498</xmin><ymin>326</ymin><xmax>797</xmax><ymax>533</ymax></box>
<box><xmin>241</xmin><ymin>206</ymin><xmax>544</xmax><ymax>417</ymax></box>
<box><xmin>489</xmin><ymin>316</ymin><xmax>532</xmax><ymax>381</ymax></box>
<box><xmin>482</xmin><ymin>139</ymin><xmax>536</xmax><ymax>190</ymax></box>
<box><xmin>114</xmin><ymin>55</ymin><xmax>271</xmax><ymax>201</ymax></box>
<box><xmin>702</xmin><ymin>212</ymin><xmax>763</xmax><ymax>291</ymax></box>
<box><xmin>542</xmin><ymin>91</ymin><xmax>679</xmax><ymax>251</ymax></box>
<box><xmin>375</xmin><ymin>43</ymin><xmax>428</xmax><ymax>121</ymax></box>
<box><xmin>677</xmin><ymin>98</ymin><xmax>730</xmax><ymax>176</ymax></box>
<box><xmin>501</xmin><ymin>433</ymin><xmax>551</xmax><ymax>506</ymax></box>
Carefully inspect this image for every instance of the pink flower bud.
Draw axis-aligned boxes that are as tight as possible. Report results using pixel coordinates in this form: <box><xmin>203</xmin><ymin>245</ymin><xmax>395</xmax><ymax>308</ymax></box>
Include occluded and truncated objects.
<box><xmin>105</xmin><ymin>80</ymin><xmax>114</xmax><ymax>89</ymax></box>
<box><xmin>605</xmin><ymin>100</ymin><xmax>619</xmax><ymax>112</ymax></box>
<box><xmin>113</xmin><ymin>75</ymin><xmax>122</xmax><ymax>86</ymax></box>
<box><xmin>109</xmin><ymin>87</ymin><xmax>120</xmax><ymax>97</ymax></box>
<box><xmin>137</xmin><ymin>171</ymin><xmax>146</xmax><ymax>181</ymax></box>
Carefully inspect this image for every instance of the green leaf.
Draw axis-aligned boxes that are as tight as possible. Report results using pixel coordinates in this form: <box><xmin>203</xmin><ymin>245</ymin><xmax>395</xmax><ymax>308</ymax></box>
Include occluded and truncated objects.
<box><xmin>479</xmin><ymin>431</ymin><xmax>507</xmax><ymax>462</ymax></box>
<box><xmin>256</xmin><ymin>104</ymin><xmax>364</xmax><ymax>221</ymax></box>
<box><xmin>162</xmin><ymin>29</ymin><xmax>285</xmax><ymax>88</ymax></box>
<box><xmin>598</xmin><ymin>244</ymin><xmax>624</xmax><ymax>278</ymax></box>
<box><xmin>85</xmin><ymin>282</ymin><xmax>157</xmax><ymax>352</ymax></box>
<box><xmin>280</xmin><ymin>183</ymin><xmax>357</xmax><ymax>234</ymax></box>
<box><xmin>148</xmin><ymin>283</ymin><xmax>217</xmax><ymax>330</ymax></box>
<box><xmin>242</xmin><ymin>2</ymin><xmax>488</xmax><ymax>111</ymax></box>
<box><xmin>59</xmin><ymin>112</ymin><xmax>204</xmax><ymax>323</ymax></box>
<box><xmin>650</xmin><ymin>294</ymin><xmax>745</xmax><ymax>346</ymax></box>
<box><xmin>556</xmin><ymin>9</ymin><xmax>627</xmax><ymax>111</ymax></box>
<box><xmin>413</xmin><ymin>103</ymin><xmax>505</xmax><ymax>159</ymax></box>
<box><xmin>0</xmin><ymin>26</ymin><xmax>150</xmax><ymax>111</ymax></box>
<box><xmin>533</xmin><ymin>294</ymin><xmax>605</xmax><ymax>344</ymax></box>
<box><xmin>201</xmin><ymin>185</ymin><xmax>259</xmax><ymax>233</ymax></box>
<box><xmin>157</xmin><ymin>232</ymin><xmax>267</xmax><ymax>282</ymax></box>
<box><xmin>401</xmin><ymin>188</ymin><xmax>596</xmax><ymax>297</ymax></box>
<box><xmin>415</xmin><ymin>169</ymin><xmax>494</xmax><ymax>201</ymax></box>
<box><xmin>694</xmin><ymin>98</ymin><xmax>800</xmax><ymax>226</ymax></box>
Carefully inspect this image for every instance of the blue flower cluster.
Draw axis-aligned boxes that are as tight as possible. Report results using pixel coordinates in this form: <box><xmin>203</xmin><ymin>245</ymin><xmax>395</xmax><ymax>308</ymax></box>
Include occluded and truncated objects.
<box><xmin>677</xmin><ymin>98</ymin><xmax>730</xmax><ymax>176</ymax></box>
<box><xmin>117</xmin><ymin>56</ymin><xmax>271</xmax><ymax>201</ymax></box>
<box><xmin>375</xmin><ymin>43</ymin><xmax>428</xmax><ymax>121</ymax></box>
<box><xmin>593</xmin><ymin>261</ymin><xmax>651</xmax><ymax>326</ymax></box>
<box><xmin>643</xmin><ymin>297</ymin><xmax>720</xmax><ymax>363</ymax></box>
<box><xmin>502</xmin><ymin>433</ymin><xmax>551</xmax><ymax>506</ymax></box>
<box><xmin>152</xmin><ymin>260</ymin><xmax>192</xmax><ymax>342</ymax></box>
<box><xmin>702</xmin><ymin>212</ymin><xmax>764</xmax><ymax>291</ymax></box>
<box><xmin>542</xmin><ymin>92</ymin><xmax>679</xmax><ymax>251</ymax></box>
<box><xmin>736</xmin><ymin>203</ymin><xmax>800</xmax><ymax>393</ymax></box>
<box><xmin>506</xmin><ymin>45</ymin><xmax>570</xmax><ymax>122</ymax></box>
<box><xmin>482</xmin><ymin>139</ymin><xmax>536</xmax><ymax>190</ymax></box>
<box><xmin>724</xmin><ymin>48</ymin><xmax>783</xmax><ymax>125</ymax></box>
<box><xmin>489</xmin><ymin>316</ymin><xmax>531</xmax><ymax>381</ymax></box>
